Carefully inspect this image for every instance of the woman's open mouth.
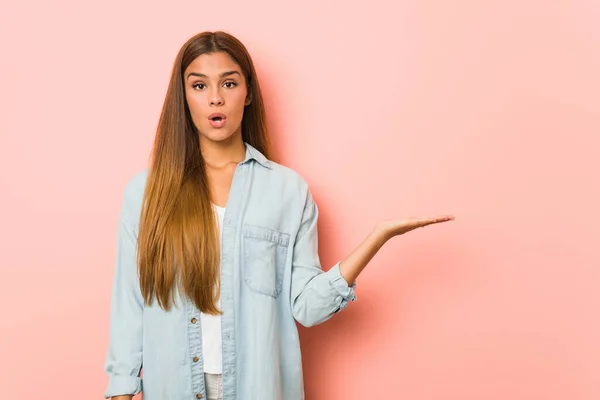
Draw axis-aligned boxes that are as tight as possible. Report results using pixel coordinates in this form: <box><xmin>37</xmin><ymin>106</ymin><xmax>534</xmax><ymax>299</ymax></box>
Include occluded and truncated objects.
<box><xmin>208</xmin><ymin>113</ymin><xmax>227</xmax><ymax>128</ymax></box>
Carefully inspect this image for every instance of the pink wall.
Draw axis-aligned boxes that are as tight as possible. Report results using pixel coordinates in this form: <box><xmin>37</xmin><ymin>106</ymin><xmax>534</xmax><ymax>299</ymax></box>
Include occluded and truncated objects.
<box><xmin>1</xmin><ymin>0</ymin><xmax>599</xmax><ymax>398</ymax></box>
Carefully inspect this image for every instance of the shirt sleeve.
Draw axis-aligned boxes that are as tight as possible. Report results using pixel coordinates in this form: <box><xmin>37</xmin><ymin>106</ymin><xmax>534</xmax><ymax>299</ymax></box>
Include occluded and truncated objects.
<box><xmin>103</xmin><ymin>187</ymin><xmax>144</xmax><ymax>398</ymax></box>
<box><xmin>290</xmin><ymin>188</ymin><xmax>357</xmax><ymax>328</ymax></box>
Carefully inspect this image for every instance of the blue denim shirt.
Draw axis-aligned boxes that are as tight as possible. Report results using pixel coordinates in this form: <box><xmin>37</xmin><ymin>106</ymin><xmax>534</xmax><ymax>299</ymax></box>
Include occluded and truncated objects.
<box><xmin>104</xmin><ymin>142</ymin><xmax>358</xmax><ymax>400</ymax></box>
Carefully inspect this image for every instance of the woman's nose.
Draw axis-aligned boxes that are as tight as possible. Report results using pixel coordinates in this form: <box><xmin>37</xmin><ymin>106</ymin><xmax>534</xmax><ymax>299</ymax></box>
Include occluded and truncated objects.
<box><xmin>209</xmin><ymin>91</ymin><xmax>224</xmax><ymax>106</ymax></box>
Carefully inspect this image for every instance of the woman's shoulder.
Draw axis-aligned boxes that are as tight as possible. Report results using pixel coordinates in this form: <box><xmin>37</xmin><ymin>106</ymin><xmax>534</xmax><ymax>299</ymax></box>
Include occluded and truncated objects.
<box><xmin>262</xmin><ymin>160</ymin><xmax>313</xmax><ymax>196</ymax></box>
<box><xmin>118</xmin><ymin>168</ymin><xmax>149</xmax><ymax>221</ymax></box>
<box><xmin>123</xmin><ymin>167</ymin><xmax>149</xmax><ymax>198</ymax></box>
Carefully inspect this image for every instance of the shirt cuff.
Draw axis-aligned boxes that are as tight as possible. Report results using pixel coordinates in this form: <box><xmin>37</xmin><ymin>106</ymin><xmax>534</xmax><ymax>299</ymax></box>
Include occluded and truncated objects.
<box><xmin>104</xmin><ymin>375</ymin><xmax>142</xmax><ymax>399</ymax></box>
<box><xmin>327</xmin><ymin>261</ymin><xmax>357</xmax><ymax>311</ymax></box>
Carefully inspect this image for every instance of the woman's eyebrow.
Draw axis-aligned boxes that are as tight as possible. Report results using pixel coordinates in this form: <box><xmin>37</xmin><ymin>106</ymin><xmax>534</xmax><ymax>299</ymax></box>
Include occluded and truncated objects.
<box><xmin>186</xmin><ymin>71</ymin><xmax>241</xmax><ymax>80</ymax></box>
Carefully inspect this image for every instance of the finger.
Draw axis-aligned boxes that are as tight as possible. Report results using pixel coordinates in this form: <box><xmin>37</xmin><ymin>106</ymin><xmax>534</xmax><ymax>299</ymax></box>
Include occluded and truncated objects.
<box><xmin>416</xmin><ymin>215</ymin><xmax>454</xmax><ymax>226</ymax></box>
<box><xmin>433</xmin><ymin>215</ymin><xmax>454</xmax><ymax>223</ymax></box>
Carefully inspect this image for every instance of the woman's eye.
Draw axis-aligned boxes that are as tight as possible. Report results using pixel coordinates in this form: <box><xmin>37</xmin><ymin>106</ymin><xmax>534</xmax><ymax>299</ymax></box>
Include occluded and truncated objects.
<box><xmin>192</xmin><ymin>83</ymin><xmax>205</xmax><ymax>90</ymax></box>
<box><xmin>224</xmin><ymin>81</ymin><xmax>237</xmax><ymax>88</ymax></box>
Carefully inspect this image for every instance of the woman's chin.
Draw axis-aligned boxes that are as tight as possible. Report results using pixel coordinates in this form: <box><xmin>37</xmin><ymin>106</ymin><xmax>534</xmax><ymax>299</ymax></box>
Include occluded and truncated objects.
<box><xmin>198</xmin><ymin>128</ymin><xmax>241</xmax><ymax>143</ymax></box>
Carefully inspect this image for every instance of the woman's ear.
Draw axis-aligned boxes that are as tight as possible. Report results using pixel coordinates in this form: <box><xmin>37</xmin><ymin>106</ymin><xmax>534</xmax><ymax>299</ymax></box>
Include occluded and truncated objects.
<box><xmin>244</xmin><ymin>94</ymin><xmax>252</xmax><ymax>106</ymax></box>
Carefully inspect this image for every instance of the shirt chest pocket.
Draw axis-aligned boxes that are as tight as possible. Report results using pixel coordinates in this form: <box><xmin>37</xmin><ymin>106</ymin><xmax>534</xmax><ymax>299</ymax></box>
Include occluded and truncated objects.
<box><xmin>242</xmin><ymin>225</ymin><xmax>290</xmax><ymax>299</ymax></box>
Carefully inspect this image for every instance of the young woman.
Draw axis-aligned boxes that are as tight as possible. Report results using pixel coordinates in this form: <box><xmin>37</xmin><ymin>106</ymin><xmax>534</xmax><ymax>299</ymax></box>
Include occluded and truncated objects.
<box><xmin>103</xmin><ymin>31</ymin><xmax>454</xmax><ymax>400</ymax></box>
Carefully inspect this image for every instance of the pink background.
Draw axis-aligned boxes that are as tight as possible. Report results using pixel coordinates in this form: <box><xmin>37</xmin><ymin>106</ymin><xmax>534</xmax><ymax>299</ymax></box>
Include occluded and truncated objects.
<box><xmin>1</xmin><ymin>0</ymin><xmax>599</xmax><ymax>398</ymax></box>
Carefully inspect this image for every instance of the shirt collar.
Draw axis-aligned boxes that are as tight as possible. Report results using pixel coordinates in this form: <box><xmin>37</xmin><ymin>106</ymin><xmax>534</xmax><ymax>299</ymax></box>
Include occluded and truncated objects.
<box><xmin>242</xmin><ymin>142</ymin><xmax>272</xmax><ymax>169</ymax></box>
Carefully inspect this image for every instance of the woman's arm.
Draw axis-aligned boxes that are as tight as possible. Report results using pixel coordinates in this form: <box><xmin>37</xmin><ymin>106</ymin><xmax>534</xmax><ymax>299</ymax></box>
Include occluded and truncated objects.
<box><xmin>104</xmin><ymin>188</ymin><xmax>144</xmax><ymax>398</ymax></box>
<box><xmin>290</xmin><ymin>187</ymin><xmax>453</xmax><ymax>328</ymax></box>
<box><xmin>338</xmin><ymin>216</ymin><xmax>454</xmax><ymax>285</ymax></box>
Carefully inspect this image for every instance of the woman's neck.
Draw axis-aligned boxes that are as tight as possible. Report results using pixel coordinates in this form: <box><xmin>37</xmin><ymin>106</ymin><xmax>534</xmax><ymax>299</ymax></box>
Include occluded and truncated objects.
<box><xmin>200</xmin><ymin>134</ymin><xmax>246</xmax><ymax>170</ymax></box>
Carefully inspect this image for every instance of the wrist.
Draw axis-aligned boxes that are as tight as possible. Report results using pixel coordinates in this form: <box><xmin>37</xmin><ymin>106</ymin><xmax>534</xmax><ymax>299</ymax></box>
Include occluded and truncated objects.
<box><xmin>373</xmin><ymin>223</ymin><xmax>392</xmax><ymax>244</ymax></box>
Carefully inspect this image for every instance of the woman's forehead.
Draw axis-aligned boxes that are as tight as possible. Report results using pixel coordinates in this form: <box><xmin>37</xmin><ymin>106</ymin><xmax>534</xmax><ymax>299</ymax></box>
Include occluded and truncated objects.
<box><xmin>185</xmin><ymin>52</ymin><xmax>242</xmax><ymax>76</ymax></box>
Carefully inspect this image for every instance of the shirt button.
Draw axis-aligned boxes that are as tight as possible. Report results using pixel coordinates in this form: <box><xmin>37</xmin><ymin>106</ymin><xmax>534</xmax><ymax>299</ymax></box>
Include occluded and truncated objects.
<box><xmin>196</xmin><ymin>394</ymin><xmax>202</xmax><ymax>399</ymax></box>
<box><xmin>193</xmin><ymin>356</ymin><xmax>199</xmax><ymax>362</ymax></box>
<box><xmin>191</xmin><ymin>318</ymin><xmax>197</xmax><ymax>324</ymax></box>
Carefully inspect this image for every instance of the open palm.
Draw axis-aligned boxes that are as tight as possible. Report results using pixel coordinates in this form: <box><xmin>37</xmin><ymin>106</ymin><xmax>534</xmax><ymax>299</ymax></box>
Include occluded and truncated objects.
<box><xmin>378</xmin><ymin>215</ymin><xmax>455</xmax><ymax>239</ymax></box>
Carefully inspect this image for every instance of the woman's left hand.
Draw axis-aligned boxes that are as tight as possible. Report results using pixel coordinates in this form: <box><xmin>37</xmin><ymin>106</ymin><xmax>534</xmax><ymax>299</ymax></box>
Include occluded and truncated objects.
<box><xmin>337</xmin><ymin>214</ymin><xmax>456</xmax><ymax>286</ymax></box>
<box><xmin>376</xmin><ymin>215</ymin><xmax>455</xmax><ymax>241</ymax></box>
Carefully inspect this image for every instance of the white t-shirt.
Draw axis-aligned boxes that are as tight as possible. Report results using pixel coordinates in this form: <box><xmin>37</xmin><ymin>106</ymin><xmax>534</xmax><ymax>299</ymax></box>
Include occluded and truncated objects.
<box><xmin>201</xmin><ymin>203</ymin><xmax>226</xmax><ymax>373</ymax></box>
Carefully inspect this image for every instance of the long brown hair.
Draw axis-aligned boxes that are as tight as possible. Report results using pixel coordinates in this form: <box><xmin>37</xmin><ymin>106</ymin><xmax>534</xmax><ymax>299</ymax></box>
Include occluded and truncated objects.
<box><xmin>137</xmin><ymin>31</ymin><xmax>272</xmax><ymax>314</ymax></box>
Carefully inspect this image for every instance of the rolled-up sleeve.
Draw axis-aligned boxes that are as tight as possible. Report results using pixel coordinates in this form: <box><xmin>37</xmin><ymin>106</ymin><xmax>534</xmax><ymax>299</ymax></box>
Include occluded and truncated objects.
<box><xmin>290</xmin><ymin>189</ymin><xmax>357</xmax><ymax>328</ymax></box>
<box><xmin>104</xmin><ymin>188</ymin><xmax>144</xmax><ymax>398</ymax></box>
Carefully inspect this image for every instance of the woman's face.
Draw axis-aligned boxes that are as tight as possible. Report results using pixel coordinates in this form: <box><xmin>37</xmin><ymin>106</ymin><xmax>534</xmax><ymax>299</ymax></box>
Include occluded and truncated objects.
<box><xmin>183</xmin><ymin>51</ymin><xmax>250</xmax><ymax>143</ymax></box>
